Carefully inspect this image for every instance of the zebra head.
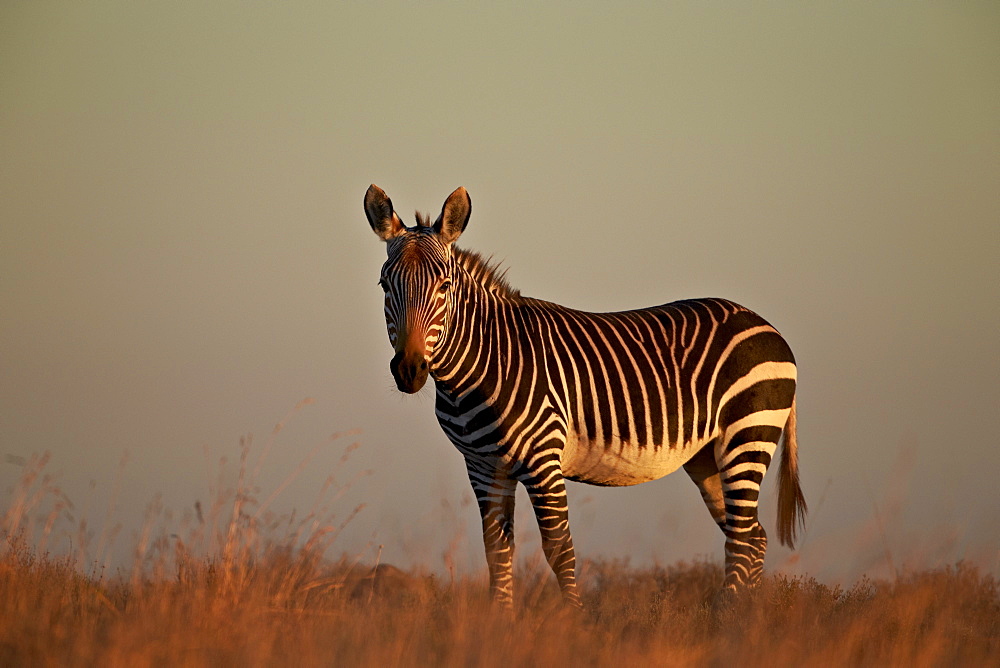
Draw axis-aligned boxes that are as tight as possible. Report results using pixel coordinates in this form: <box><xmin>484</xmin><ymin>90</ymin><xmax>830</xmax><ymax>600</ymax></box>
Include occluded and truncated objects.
<box><xmin>365</xmin><ymin>184</ymin><xmax>471</xmax><ymax>393</ymax></box>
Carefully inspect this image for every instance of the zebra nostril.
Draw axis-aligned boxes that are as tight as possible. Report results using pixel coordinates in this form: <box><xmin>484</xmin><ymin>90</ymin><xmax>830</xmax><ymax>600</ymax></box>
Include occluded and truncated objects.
<box><xmin>419</xmin><ymin>360</ymin><xmax>428</xmax><ymax>371</ymax></box>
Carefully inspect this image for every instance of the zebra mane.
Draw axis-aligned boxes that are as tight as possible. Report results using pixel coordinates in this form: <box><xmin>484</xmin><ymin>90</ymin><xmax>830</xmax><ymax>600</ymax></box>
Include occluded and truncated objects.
<box><xmin>452</xmin><ymin>247</ymin><xmax>521</xmax><ymax>299</ymax></box>
<box><xmin>412</xmin><ymin>211</ymin><xmax>520</xmax><ymax>298</ymax></box>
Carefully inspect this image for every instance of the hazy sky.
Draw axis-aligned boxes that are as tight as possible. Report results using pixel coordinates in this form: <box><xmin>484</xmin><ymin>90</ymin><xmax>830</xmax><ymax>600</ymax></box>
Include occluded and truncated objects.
<box><xmin>2</xmin><ymin>1</ymin><xmax>998</xmax><ymax>582</ymax></box>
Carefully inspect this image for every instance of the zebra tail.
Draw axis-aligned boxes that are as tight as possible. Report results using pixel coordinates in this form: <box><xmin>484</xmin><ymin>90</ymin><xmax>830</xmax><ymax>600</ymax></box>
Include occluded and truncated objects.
<box><xmin>776</xmin><ymin>396</ymin><xmax>807</xmax><ymax>548</ymax></box>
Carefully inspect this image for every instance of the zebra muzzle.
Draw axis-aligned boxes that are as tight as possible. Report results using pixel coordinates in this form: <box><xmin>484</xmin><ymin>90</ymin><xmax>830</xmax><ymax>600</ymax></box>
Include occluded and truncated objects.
<box><xmin>390</xmin><ymin>349</ymin><xmax>429</xmax><ymax>394</ymax></box>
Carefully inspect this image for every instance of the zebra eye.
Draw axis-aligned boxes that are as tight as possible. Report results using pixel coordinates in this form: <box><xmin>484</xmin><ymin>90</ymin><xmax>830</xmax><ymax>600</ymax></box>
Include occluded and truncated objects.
<box><xmin>378</xmin><ymin>279</ymin><xmax>389</xmax><ymax>292</ymax></box>
<box><xmin>439</xmin><ymin>280</ymin><xmax>452</xmax><ymax>293</ymax></box>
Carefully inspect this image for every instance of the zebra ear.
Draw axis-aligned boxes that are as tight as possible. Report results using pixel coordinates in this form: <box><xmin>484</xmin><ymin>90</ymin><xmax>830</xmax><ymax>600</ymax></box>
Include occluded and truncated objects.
<box><xmin>365</xmin><ymin>184</ymin><xmax>405</xmax><ymax>241</ymax></box>
<box><xmin>433</xmin><ymin>187</ymin><xmax>471</xmax><ymax>245</ymax></box>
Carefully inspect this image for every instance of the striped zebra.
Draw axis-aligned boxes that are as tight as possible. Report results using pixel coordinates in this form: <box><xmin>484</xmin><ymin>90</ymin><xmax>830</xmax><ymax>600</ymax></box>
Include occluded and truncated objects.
<box><xmin>365</xmin><ymin>184</ymin><xmax>806</xmax><ymax>608</ymax></box>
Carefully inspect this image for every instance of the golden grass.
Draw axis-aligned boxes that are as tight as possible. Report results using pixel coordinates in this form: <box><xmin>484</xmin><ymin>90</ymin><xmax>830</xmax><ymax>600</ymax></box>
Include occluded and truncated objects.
<box><xmin>2</xmin><ymin>435</ymin><xmax>998</xmax><ymax>666</ymax></box>
<box><xmin>1</xmin><ymin>541</ymin><xmax>997</xmax><ymax>667</ymax></box>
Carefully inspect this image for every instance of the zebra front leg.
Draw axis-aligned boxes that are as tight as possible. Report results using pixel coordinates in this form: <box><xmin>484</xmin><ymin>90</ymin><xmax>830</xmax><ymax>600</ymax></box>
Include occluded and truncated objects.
<box><xmin>522</xmin><ymin>469</ymin><xmax>582</xmax><ymax>609</ymax></box>
<box><xmin>467</xmin><ymin>465</ymin><xmax>518</xmax><ymax>608</ymax></box>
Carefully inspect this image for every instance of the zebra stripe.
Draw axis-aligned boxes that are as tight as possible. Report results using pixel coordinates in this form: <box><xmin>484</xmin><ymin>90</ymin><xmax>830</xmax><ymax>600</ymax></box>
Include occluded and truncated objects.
<box><xmin>365</xmin><ymin>185</ymin><xmax>807</xmax><ymax>608</ymax></box>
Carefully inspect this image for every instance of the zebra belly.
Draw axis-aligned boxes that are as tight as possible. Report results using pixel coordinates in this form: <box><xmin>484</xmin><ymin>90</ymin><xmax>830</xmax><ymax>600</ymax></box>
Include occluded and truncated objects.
<box><xmin>560</xmin><ymin>431</ymin><xmax>703</xmax><ymax>487</ymax></box>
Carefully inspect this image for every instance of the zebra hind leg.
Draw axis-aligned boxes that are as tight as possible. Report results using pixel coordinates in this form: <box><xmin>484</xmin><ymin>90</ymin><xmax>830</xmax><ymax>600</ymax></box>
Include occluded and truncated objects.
<box><xmin>682</xmin><ymin>441</ymin><xmax>727</xmax><ymax>532</ymax></box>
<box><xmin>747</xmin><ymin>522</ymin><xmax>767</xmax><ymax>586</ymax></box>
<box><xmin>716</xmin><ymin>426</ymin><xmax>779</xmax><ymax>592</ymax></box>
<box><xmin>684</xmin><ymin>443</ymin><xmax>766</xmax><ymax>593</ymax></box>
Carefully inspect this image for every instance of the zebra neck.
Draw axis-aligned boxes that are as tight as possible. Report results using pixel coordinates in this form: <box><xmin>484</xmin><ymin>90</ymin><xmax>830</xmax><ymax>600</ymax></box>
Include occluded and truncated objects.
<box><xmin>428</xmin><ymin>276</ymin><xmax>508</xmax><ymax>393</ymax></box>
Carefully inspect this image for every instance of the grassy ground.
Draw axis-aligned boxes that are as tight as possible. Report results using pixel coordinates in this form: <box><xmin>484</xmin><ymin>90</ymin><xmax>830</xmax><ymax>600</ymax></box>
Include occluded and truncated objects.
<box><xmin>1</xmin><ymin>542</ymin><xmax>998</xmax><ymax>666</ymax></box>
<box><xmin>2</xmin><ymin>447</ymin><xmax>998</xmax><ymax>666</ymax></box>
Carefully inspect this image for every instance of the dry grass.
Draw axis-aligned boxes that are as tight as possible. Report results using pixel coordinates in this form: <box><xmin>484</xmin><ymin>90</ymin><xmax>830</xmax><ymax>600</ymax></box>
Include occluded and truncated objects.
<box><xmin>1</xmin><ymin>541</ymin><xmax>997</xmax><ymax>667</ymax></box>
<box><xmin>1</xmin><ymin>435</ymin><xmax>998</xmax><ymax>667</ymax></box>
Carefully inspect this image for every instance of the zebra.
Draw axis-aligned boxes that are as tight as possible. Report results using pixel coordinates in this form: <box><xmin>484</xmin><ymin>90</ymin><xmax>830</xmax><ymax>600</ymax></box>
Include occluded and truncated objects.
<box><xmin>364</xmin><ymin>184</ymin><xmax>806</xmax><ymax>609</ymax></box>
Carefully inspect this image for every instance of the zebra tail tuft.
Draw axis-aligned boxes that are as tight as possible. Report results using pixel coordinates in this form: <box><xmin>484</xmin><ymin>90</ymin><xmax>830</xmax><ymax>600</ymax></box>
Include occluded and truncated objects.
<box><xmin>777</xmin><ymin>396</ymin><xmax>807</xmax><ymax>548</ymax></box>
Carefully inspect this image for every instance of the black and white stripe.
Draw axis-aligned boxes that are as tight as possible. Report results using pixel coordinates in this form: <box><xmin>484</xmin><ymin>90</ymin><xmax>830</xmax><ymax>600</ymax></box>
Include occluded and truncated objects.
<box><xmin>365</xmin><ymin>185</ymin><xmax>806</xmax><ymax>608</ymax></box>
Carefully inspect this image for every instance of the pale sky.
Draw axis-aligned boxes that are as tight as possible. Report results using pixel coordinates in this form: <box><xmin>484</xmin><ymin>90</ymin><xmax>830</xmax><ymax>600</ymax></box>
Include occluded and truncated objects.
<box><xmin>2</xmin><ymin>1</ymin><xmax>998</xmax><ymax>582</ymax></box>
